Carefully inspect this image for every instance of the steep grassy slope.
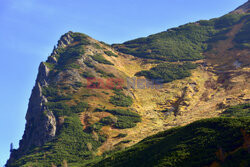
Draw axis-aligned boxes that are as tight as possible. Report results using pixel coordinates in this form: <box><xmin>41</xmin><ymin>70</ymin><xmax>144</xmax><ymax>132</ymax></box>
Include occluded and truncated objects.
<box><xmin>94</xmin><ymin>117</ymin><xmax>250</xmax><ymax>167</ymax></box>
<box><xmin>113</xmin><ymin>14</ymin><xmax>248</xmax><ymax>62</ymax></box>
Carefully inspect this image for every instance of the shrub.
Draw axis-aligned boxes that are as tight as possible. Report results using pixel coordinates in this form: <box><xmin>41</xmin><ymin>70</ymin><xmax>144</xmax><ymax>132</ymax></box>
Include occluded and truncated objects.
<box><xmin>65</xmin><ymin>63</ymin><xmax>80</xmax><ymax>69</ymax></box>
<box><xmin>71</xmin><ymin>32</ymin><xmax>90</xmax><ymax>45</ymax></box>
<box><xmin>136</xmin><ymin>62</ymin><xmax>198</xmax><ymax>83</ymax></box>
<box><xmin>82</xmin><ymin>71</ymin><xmax>95</xmax><ymax>78</ymax></box>
<box><xmin>221</xmin><ymin>103</ymin><xmax>250</xmax><ymax>117</ymax></box>
<box><xmin>42</xmin><ymin>86</ymin><xmax>73</xmax><ymax>102</ymax></box>
<box><xmin>73</xmin><ymin>82</ymin><xmax>83</xmax><ymax>88</ymax></box>
<box><xmin>85</xmin><ymin>61</ymin><xmax>95</xmax><ymax>68</ymax></box>
<box><xmin>42</xmin><ymin>86</ymin><xmax>59</xmax><ymax>97</ymax></box>
<box><xmin>89</xmin><ymin>122</ymin><xmax>104</xmax><ymax>132</ymax></box>
<box><xmin>234</xmin><ymin>16</ymin><xmax>250</xmax><ymax>49</ymax></box>
<box><xmin>95</xmin><ymin>68</ymin><xmax>115</xmax><ymax>78</ymax></box>
<box><xmin>93</xmin><ymin>43</ymin><xmax>102</xmax><ymax>49</ymax></box>
<box><xmin>45</xmin><ymin>101</ymin><xmax>88</xmax><ymax>117</ymax></box>
<box><xmin>92</xmin><ymin>54</ymin><xmax>114</xmax><ymax>65</ymax></box>
<box><xmin>44</xmin><ymin>62</ymin><xmax>55</xmax><ymax>70</ymax></box>
<box><xmin>56</xmin><ymin>45</ymin><xmax>85</xmax><ymax>70</ymax></box>
<box><xmin>109</xmin><ymin>90</ymin><xmax>133</xmax><ymax>107</ymax></box>
<box><xmin>45</xmin><ymin>101</ymin><xmax>71</xmax><ymax>117</ymax></box>
<box><xmin>114</xmin><ymin>116</ymin><xmax>141</xmax><ymax>129</ymax></box>
<box><xmin>214</xmin><ymin>13</ymin><xmax>245</xmax><ymax>29</ymax></box>
<box><xmin>106</xmin><ymin>109</ymin><xmax>140</xmax><ymax>117</ymax></box>
<box><xmin>71</xmin><ymin>102</ymin><xmax>89</xmax><ymax>113</ymax></box>
<box><xmin>105</xmin><ymin>109</ymin><xmax>141</xmax><ymax>129</ymax></box>
<box><xmin>100</xmin><ymin>117</ymin><xmax>116</xmax><ymax>125</ymax></box>
<box><xmin>114</xmin><ymin>133</ymin><xmax>128</xmax><ymax>138</ymax></box>
<box><xmin>104</xmin><ymin>51</ymin><xmax>118</xmax><ymax>57</ymax></box>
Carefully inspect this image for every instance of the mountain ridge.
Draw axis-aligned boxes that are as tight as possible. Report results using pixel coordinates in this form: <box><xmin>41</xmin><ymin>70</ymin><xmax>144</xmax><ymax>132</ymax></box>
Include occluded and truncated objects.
<box><xmin>6</xmin><ymin>2</ymin><xmax>250</xmax><ymax>166</ymax></box>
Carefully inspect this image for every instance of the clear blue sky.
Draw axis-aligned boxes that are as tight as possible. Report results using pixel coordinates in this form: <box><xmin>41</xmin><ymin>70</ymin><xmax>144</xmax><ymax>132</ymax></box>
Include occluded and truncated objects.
<box><xmin>0</xmin><ymin>0</ymin><xmax>247</xmax><ymax>166</ymax></box>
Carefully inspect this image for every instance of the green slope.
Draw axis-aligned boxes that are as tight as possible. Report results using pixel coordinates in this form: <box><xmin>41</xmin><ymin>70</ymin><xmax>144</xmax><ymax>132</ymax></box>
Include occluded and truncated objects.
<box><xmin>113</xmin><ymin>13</ymin><xmax>249</xmax><ymax>62</ymax></box>
<box><xmin>94</xmin><ymin>117</ymin><xmax>250</xmax><ymax>167</ymax></box>
<box><xmin>221</xmin><ymin>103</ymin><xmax>250</xmax><ymax>118</ymax></box>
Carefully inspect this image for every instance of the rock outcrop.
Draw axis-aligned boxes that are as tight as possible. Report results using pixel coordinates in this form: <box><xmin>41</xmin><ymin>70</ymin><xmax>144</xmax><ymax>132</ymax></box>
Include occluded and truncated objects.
<box><xmin>8</xmin><ymin>32</ymin><xmax>75</xmax><ymax>162</ymax></box>
<box><xmin>18</xmin><ymin>62</ymin><xmax>56</xmax><ymax>153</ymax></box>
<box><xmin>57</xmin><ymin>31</ymin><xmax>74</xmax><ymax>48</ymax></box>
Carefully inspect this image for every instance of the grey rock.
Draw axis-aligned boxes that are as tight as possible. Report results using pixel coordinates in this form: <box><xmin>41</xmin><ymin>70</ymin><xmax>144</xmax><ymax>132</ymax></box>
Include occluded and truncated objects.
<box><xmin>47</xmin><ymin>55</ymin><xmax>58</xmax><ymax>64</ymax></box>
<box><xmin>57</xmin><ymin>31</ymin><xmax>74</xmax><ymax>48</ymax></box>
<box><xmin>15</xmin><ymin>62</ymin><xmax>56</xmax><ymax>153</ymax></box>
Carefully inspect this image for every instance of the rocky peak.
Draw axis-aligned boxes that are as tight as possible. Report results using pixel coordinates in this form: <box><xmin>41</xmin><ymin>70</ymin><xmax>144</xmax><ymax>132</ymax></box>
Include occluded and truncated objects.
<box><xmin>36</xmin><ymin>62</ymin><xmax>50</xmax><ymax>86</ymax></box>
<box><xmin>47</xmin><ymin>32</ymin><xmax>75</xmax><ymax>64</ymax></box>
<box><xmin>57</xmin><ymin>31</ymin><xmax>74</xmax><ymax>48</ymax></box>
<box><xmin>9</xmin><ymin>61</ymin><xmax>57</xmax><ymax>161</ymax></box>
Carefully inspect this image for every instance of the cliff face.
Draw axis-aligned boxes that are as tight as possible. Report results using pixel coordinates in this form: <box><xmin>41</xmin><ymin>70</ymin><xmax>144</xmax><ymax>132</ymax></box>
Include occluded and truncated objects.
<box><xmin>19</xmin><ymin>32</ymin><xmax>76</xmax><ymax>151</ymax></box>
<box><xmin>19</xmin><ymin>62</ymin><xmax>55</xmax><ymax>152</ymax></box>
<box><xmin>6</xmin><ymin>2</ymin><xmax>250</xmax><ymax>167</ymax></box>
<box><xmin>8</xmin><ymin>33</ymin><xmax>75</xmax><ymax>164</ymax></box>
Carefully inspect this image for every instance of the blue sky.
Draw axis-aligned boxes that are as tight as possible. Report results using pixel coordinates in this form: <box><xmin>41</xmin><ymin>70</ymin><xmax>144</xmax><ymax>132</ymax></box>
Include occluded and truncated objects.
<box><xmin>0</xmin><ymin>0</ymin><xmax>247</xmax><ymax>166</ymax></box>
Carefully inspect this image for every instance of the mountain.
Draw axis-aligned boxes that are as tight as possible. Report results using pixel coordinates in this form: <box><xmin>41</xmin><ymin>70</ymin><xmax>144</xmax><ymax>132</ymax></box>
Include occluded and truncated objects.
<box><xmin>6</xmin><ymin>1</ymin><xmax>250</xmax><ymax>167</ymax></box>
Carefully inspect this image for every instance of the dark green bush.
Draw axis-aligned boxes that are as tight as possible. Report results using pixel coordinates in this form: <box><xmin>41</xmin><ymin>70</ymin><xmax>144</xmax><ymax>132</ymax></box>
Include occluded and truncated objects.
<box><xmin>71</xmin><ymin>32</ymin><xmax>90</xmax><ymax>45</ymax></box>
<box><xmin>114</xmin><ymin>115</ymin><xmax>141</xmax><ymax>129</ymax></box>
<box><xmin>56</xmin><ymin>44</ymin><xmax>85</xmax><ymax>70</ymax></box>
<box><xmin>105</xmin><ymin>109</ymin><xmax>141</xmax><ymax>129</ymax></box>
<box><xmin>104</xmin><ymin>51</ymin><xmax>118</xmax><ymax>57</ymax></box>
<box><xmin>95</xmin><ymin>68</ymin><xmax>115</xmax><ymax>78</ymax></box>
<box><xmin>106</xmin><ymin>109</ymin><xmax>140</xmax><ymax>117</ymax></box>
<box><xmin>45</xmin><ymin>101</ymin><xmax>71</xmax><ymax>117</ymax></box>
<box><xmin>136</xmin><ymin>62</ymin><xmax>198</xmax><ymax>83</ymax></box>
<box><xmin>221</xmin><ymin>103</ymin><xmax>250</xmax><ymax>117</ymax></box>
<box><xmin>234</xmin><ymin>16</ymin><xmax>250</xmax><ymax>49</ymax></box>
<box><xmin>100</xmin><ymin>117</ymin><xmax>116</xmax><ymax>125</ymax></box>
<box><xmin>109</xmin><ymin>90</ymin><xmax>133</xmax><ymax>107</ymax></box>
<box><xmin>89</xmin><ymin>122</ymin><xmax>105</xmax><ymax>132</ymax></box>
<box><xmin>73</xmin><ymin>82</ymin><xmax>83</xmax><ymax>88</ymax></box>
<box><xmin>42</xmin><ymin>86</ymin><xmax>58</xmax><ymax>97</ymax></box>
<box><xmin>214</xmin><ymin>14</ymin><xmax>245</xmax><ymax>29</ymax></box>
<box><xmin>82</xmin><ymin>71</ymin><xmax>95</xmax><ymax>78</ymax></box>
<box><xmin>85</xmin><ymin>61</ymin><xmax>95</xmax><ymax>68</ymax></box>
<box><xmin>93</xmin><ymin>43</ymin><xmax>102</xmax><ymax>49</ymax></box>
<box><xmin>92</xmin><ymin>54</ymin><xmax>114</xmax><ymax>65</ymax></box>
<box><xmin>44</xmin><ymin>62</ymin><xmax>55</xmax><ymax>70</ymax></box>
<box><xmin>42</xmin><ymin>86</ymin><xmax>73</xmax><ymax>102</ymax></box>
<box><xmin>114</xmin><ymin>133</ymin><xmax>128</xmax><ymax>138</ymax></box>
<box><xmin>65</xmin><ymin>63</ymin><xmax>80</xmax><ymax>69</ymax></box>
<box><xmin>71</xmin><ymin>102</ymin><xmax>89</xmax><ymax>113</ymax></box>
